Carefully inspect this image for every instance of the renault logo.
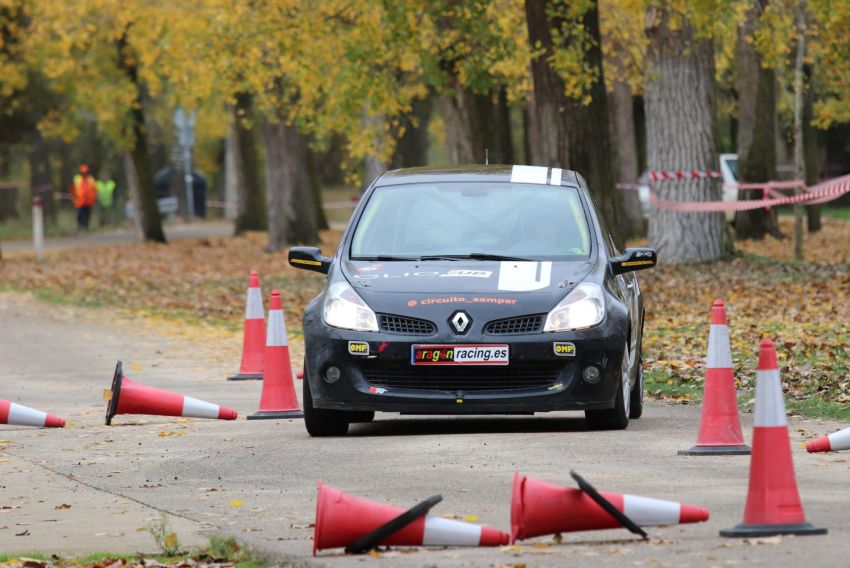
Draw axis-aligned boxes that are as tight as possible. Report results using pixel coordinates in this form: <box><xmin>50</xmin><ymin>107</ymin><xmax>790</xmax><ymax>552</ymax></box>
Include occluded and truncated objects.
<box><xmin>449</xmin><ymin>311</ymin><xmax>471</xmax><ymax>335</ymax></box>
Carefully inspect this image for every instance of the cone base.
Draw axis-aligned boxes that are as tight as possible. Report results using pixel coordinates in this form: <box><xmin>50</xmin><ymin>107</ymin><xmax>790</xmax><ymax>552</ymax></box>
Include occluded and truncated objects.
<box><xmin>720</xmin><ymin>522</ymin><xmax>827</xmax><ymax>538</ymax></box>
<box><xmin>105</xmin><ymin>361</ymin><xmax>124</xmax><ymax>426</ymax></box>
<box><xmin>227</xmin><ymin>373</ymin><xmax>263</xmax><ymax>381</ymax></box>
<box><xmin>247</xmin><ymin>410</ymin><xmax>304</xmax><ymax>420</ymax></box>
<box><xmin>679</xmin><ymin>445</ymin><xmax>751</xmax><ymax>456</ymax></box>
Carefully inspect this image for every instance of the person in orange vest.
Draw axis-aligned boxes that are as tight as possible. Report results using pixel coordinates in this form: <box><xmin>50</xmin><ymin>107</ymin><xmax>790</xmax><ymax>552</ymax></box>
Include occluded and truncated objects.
<box><xmin>71</xmin><ymin>164</ymin><xmax>98</xmax><ymax>230</ymax></box>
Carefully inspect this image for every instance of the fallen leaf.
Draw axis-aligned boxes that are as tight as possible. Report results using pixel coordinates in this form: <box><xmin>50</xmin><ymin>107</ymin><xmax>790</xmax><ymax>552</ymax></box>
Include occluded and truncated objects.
<box><xmin>54</xmin><ymin>503</ymin><xmax>71</xmax><ymax>510</ymax></box>
<box><xmin>228</xmin><ymin>500</ymin><xmax>244</xmax><ymax>507</ymax></box>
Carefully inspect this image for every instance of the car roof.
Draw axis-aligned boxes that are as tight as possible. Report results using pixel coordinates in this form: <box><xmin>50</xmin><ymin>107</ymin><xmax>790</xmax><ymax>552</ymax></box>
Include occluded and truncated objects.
<box><xmin>374</xmin><ymin>164</ymin><xmax>581</xmax><ymax>188</ymax></box>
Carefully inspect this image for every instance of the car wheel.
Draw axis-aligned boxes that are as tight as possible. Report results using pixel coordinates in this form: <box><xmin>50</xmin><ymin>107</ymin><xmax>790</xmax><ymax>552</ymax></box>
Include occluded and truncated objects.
<box><xmin>348</xmin><ymin>411</ymin><xmax>375</xmax><ymax>423</ymax></box>
<box><xmin>303</xmin><ymin>373</ymin><xmax>349</xmax><ymax>437</ymax></box>
<box><xmin>585</xmin><ymin>342</ymin><xmax>630</xmax><ymax>430</ymax></box>
<box><xmin>629</xmin><ymin>358</ymin><xmax>644</xmax><ymax>420</ymax></box>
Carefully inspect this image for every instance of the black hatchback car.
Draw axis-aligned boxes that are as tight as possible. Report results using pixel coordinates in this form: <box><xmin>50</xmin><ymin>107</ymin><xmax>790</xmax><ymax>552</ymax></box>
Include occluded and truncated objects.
<box><xmin>289</xmin><ymin>165</ymin><xmax>656</xmax><ymax>436</ymax></box>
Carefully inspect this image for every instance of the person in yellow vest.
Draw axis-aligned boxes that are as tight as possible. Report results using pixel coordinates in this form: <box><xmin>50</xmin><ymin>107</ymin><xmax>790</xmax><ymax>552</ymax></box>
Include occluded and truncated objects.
<box><xmin>71</xmin><ymin>164</ymin><xmax>98</xmax><ymax>230</ymax></box>
<box><xmin>96</xmin><ymin>170</ymin><xmax>116</xmax><ymax>227</ymax></box>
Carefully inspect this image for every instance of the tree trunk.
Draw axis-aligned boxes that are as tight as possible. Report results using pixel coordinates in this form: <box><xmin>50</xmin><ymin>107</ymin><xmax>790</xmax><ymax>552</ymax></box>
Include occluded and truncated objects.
<box><xmin>233</xmin><ymin>93</ymin><xmax>266</xmax><ymax>234</ymax></box>
<box><xmin>307</xmin><ymin>148</ymin><xmax>329</xmax><ymax>231</ymax></box>
<box><xmin>495</xmin><ymin>87</ymin><xmax>514</xmax><ymax>164</ymax></box>
<box><xmin>223</xmin><ymin>122</ymin><xmax>238</xmax><ymax>219</ymax></box>
<box><xmin>525</xmin><ymin>0</ymin><xmax>622</xmax><ymax>243</ymax></box>
<box><xmin>116</xmin><ymin>32</ymin><xmax>165</xmax><ymax>243</ymax></box>
<box><xmin>645</xmin><ymin>5</ymin><xmax>724</xmax><ymax>263</ymax></box>
<box><xmin>262</xmin><ymin>118</ymin><xmax>318</xmax><ymax>251</ymax></box>
<box><xmin>735</xmin><ymin>0</ymin><xmax>781</xmax><ymax>240</ymax></box>
<box><xmin>392</xmin><ymin>96</ymin><xmax>432</xmax><ymax>169</ymax></box>
<box><xmin>803</xmin><ymin>63</ymin><xmax>823</xmax><ymax>232</ymax></box>
<box><xmin>123</xmin><ymin>150</ymin><xmax>144</xmax><ymax>240</ymax></box>
<box><xmin>29</xmin><ymin>130</ymin><xmax>56</xmax><ymax>224</ymax></box>
<box><xmin>437</xmin><ymin>82</ymin><xmax>497</xmax><ymax>165</ymax></box>
<box><xmin>524</xmin><ymin>0</ymin><xmax>569</xmax><ymax>167</ymax></box>
<box><xmin>609</xmin><ymin>77</ymin><xmax>645</xmax><ymax>238</ymax></box>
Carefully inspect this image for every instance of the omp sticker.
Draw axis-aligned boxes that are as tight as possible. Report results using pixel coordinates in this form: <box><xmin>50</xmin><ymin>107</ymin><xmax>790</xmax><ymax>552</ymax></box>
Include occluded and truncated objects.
<box><xmin>348</xmin><ymin>341</ymin><xmax>370</xmax><ymax>356</ymax></box>
<box><xmin>510</xmin><ymin>165</ymin><xmax>548</xmax><ymax>184</ymax></box>
<box><xmin>553</xmin><ymin>342</ymin><xmax>576</xmax><ymax>356</ymax></box>
<box><xmin>550</xmin><ymin>167</ymin><xmax>562</xmax><ymax>186</ymax></box>
<box><xmin>497</xmin><ymin>261</ymin><xmax>552</xmax><ymax>291</ymax></box>
<box><xmin>439</xmin><ymin>270</ymin><xmax>492</xmax><ymax>278</ymax></box>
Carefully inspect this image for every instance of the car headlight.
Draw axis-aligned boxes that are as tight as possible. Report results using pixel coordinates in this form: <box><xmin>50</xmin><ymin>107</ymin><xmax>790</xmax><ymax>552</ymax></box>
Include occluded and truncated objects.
<box><xmin>323</xmin><ymin>281</ymin><xmax>379</xmax><ymax>332</ymax></box>
<box><xmin>543</xmin><ymin>282</ymin><xmax>605</xmax><ymax>331</ymax></box>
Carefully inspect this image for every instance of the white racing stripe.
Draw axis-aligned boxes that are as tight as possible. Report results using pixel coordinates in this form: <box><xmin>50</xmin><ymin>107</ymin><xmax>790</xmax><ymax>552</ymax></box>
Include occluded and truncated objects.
<box><xmin>182</xmin><ymin>396</ymin><xmax>221</xmax><ymax>419</ymax></box>
<box><xmin>753</xmin><ymin>368</ymin><xmax>788</xmax><ymax>427</ymax></box>
<box><xmin>623</xmin><ymin>494</ymin><xmax>681</xmax><ymax>526</ymax></box>
<box><xmin>245</xmin><ymin>288</ymin><xmax>264</xmax><ymax>320</ymax></box>
<box><xmin>8</xmin><ymin>403</ymin><xmax>47</xmax><ymax>427</ymax></box>
<box><xmin>510</xmin><ymin>165</ymin><xmax>548</xmax><ymax>185</ymax></box>
<box><xmin>497</xmin><ymin>261</ymin><xmax>552</xmax><ymax>291</ymax></box>
<box><xmin>707</xmin><ymin>324</ymin><xmax>733</xmax><ymax>368</ymax></box>
<box><xmin>422</xmin><ymin>516</ymin><xmax>482</xmax><ymax>546</ymax></box>
<box><xmin>550</xmin><ymin>167</ymin><xmax>562</xmax><ymax>186</ymax></box>
<box><xmin>267</xmin><ymin>310</ymin><xmax>288</xmax><ymax>346</ymax></box>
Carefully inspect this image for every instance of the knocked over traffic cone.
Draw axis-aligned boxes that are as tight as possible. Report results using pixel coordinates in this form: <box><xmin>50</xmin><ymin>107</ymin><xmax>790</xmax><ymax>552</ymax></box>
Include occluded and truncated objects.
<box><xmin>313</xmin><ymin>481</ymin><xmax>509</xmax><ymax>554</ymax></box>
<box><xmin>248</xmin><ymin>290</ymin><xmax>303</xmax><ymax>420</ymax></box>
<box><xmin>807</xmin><ymin>426</ymin><xmax>850</xmax><ymax>453</ymax></box>
<box><xmin>511</xmin><ymin>472</ymin><xmax>708</xmax><ymax>542</ymax></box>
<box><xmin>720</xmin><ymin>339</ymin><xmax>826</xmax><ymax>537</ymax></box>
<box><xmin>105</xmin><ymin>361</ymin><xmax>237</xmax><ymax>425</ymax></box>
<box><xmin>0</xmin><ymin>398</ymin><xmax>64</xmax><ymax>428</ymax></box>
<box><xmin>680</xmin><ymin>299</ymin><xmax>749</xmax><ymax>456</ymax></box>
<box><xmin>228</xmin><ymin>271</ymin><xmax>265</xmax><ymax>381</ymax></box>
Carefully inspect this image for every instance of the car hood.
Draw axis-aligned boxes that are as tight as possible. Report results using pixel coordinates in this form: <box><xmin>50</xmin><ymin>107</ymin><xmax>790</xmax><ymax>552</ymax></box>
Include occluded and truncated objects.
<box><xmin>342</xmin><ymin>259</ymin><xmax>595</xmax><ymax>316</ymax></box>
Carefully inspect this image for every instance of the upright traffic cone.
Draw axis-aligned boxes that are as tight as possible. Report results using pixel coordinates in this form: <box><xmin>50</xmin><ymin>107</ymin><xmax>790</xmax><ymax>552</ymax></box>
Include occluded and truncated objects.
<box><xmin>720</xmin><ymin>339</ymin><xmax>827</xmax><ymax>537</ymax></box>
<box><xmin>807</xmin><ymin>426</ymin><xmax>850</xmax><ymax>453</ymax></box>
<box><xmin>228</xmin><ymin>271</ymin><xmax>265</xmax><ymax>381</ymax></box>
<box><xmin>0</xmin><ymin>399</ymin><xmax>64</xmax><ymax>428</ymax></box>
<box><xmin>105</xmin><ymin>361</ymin><xmax>237</xmax><ymax>425</ymax></box>
<box><xmin>680</xmin><ymin>299</ymin><xmax>750</xmax><ymax>456</ymax></box>
<box><xmin>511</xmin><ymin>472</ymin><xmax>709</xmax><ymax>542</ymax></box>
<box><xmin>247</xmin><ymin>290</ymin><xmax>303</xmax><ymax>420</ymax></box>
<box><xmin>313</xmin><ymin>481</ymin><xmax>509</xmax><ymax>554</ymax></box>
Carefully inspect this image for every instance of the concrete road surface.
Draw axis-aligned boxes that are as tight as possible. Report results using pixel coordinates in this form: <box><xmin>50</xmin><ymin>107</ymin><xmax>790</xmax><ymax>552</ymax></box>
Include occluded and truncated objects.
<box><xmin>0</xmin><ymin>292</ymin><xmax>847</xmax><ymax>566</ymax></box>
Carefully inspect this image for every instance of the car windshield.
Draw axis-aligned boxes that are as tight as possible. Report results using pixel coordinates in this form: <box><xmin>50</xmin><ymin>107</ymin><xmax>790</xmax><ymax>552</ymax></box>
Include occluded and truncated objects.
<box><xmin>351</xmin><ymin>182</ymin><xmax>592</xmax><ymax>260</ymax></box>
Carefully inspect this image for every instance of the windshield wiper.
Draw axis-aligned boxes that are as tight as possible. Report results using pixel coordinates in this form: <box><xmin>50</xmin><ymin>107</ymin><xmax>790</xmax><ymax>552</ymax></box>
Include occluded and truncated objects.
<box><xmin>419</xmin><ymin>253</ymin><xmax>534</xmax><ymax>262</ymax></box>
<box><xmin>369</xmin><ymin>255</ymin><xmax>421</xmax><ymax>261</ymax></box>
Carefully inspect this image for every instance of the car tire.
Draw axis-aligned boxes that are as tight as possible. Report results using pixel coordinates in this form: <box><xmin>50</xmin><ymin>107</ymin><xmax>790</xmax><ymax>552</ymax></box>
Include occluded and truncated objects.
<box><xmin>629</xmin><ymin>362</ymin><xmax>644</xmax><ymax>420</ymax></box>
<box><xmin>348</xmin><ymin>411</ymin><xmax>375</xmax><ymax>423</ymax></box>
<box><xmin>303</xmin><ymin>374</ymin><xmax>350</xmax><ymax>437</ymax></box>
<box><xmin>585</xmin><ymin>343</ymin><xmax>630</xmax><ymax>431</ymax></box>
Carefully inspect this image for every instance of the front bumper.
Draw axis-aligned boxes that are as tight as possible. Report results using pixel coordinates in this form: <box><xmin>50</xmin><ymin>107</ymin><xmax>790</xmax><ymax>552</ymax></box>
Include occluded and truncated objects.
<box><xmin>303</xmin><ymin>313</ymin><xmax>628</xmax><ymax>415</ymax></box>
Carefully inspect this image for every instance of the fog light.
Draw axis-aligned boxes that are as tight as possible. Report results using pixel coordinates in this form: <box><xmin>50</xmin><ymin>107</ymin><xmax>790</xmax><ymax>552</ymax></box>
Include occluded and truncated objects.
<box><xmin>582</xmin><ymin>365</ymin><xmax>601</xmax><ymax>384</ymax></box>
<box><xmin>324</xmin><ymin>366</ymin><xmax>341</xmax><ymax>384</ymax></box>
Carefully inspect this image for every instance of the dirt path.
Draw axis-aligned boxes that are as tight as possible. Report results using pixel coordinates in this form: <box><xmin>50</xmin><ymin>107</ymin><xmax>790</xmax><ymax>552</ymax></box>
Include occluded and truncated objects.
<box><xmin>0</xmin><ymin>292</ymin><xmax>848</xmax><ymax>566</ymax></box>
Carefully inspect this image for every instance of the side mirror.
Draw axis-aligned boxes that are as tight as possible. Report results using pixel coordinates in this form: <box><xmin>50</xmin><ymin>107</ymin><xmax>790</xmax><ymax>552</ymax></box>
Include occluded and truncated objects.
<box><xmin>611</xmin><ymin>247</ymin><xmax>657</xmax><ymax>275</ymax></box>
<box><xmin>288</xmin><ymin>246</ymin><xmax>332</xmax><ymax>274</ymax></box>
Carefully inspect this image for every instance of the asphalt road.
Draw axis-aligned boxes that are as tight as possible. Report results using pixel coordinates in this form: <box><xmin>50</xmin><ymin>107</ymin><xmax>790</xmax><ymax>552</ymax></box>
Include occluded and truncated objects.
<box><xmin>0</xmin><ymin>292</ymin><xmax>848</xmax><ymax>566</ymax></box>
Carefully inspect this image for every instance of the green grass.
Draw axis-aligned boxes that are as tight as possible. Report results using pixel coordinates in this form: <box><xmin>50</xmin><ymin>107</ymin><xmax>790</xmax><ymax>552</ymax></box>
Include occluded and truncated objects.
<box><xmin>0</xmin><ymin>208</ymin><xmax>123</xmax><ymax>242</ymax></box>
<box><xmin>0</xmin><ymin>535</ymin><xmax>270</xmax><ymax>568</ymax></box>
<box><xmin>778</xmin><ymin>206</ymin><xmax>850</xmax><ymax>220</ymax></box>
<box><xmin>645</xmin><ymin>369</ymin><xmax>850</xmax><ymax>422</ymax></box>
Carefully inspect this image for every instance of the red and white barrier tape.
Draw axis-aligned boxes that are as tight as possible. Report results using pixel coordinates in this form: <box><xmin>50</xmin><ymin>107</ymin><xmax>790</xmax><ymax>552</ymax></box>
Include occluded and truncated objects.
<box><xmin>649</xmin><ymin>170</ymin><xmax>722</xmax><ymax>181</ymax></box>
<box><xmin>649</xmin><ymin>174</ymin><xmax>850</xmax><ymax>212</ymax></box>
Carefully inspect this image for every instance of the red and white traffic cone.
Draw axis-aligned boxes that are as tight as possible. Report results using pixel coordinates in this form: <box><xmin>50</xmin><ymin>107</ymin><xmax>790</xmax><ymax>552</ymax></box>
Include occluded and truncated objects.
<box><xmin>807</xmin><ymin>426</ymin><xmax>850</xmax><ymax>453</ymax></box>
<box><xmin>0</xmin><ymin>399</ymin><xmax>64</xmax><ymax>428</ymax></box>
<box><xmin>313</xmin><ymin>481</ymin><xmax>509</xmax><ymax>554</ymax></box>
<box><xmin>105</xmin><ymin>361</ymin><xmax>237</xmax><ymax>425</ymax></box>
<box><xmin>720</xmin><ymin>339</ymin><xmax>827</xmax><ymax>537</ymax></box>
<box><xmin>247</xmin><ymin>290</ymin><xmax>303</xmax><ymax>419</ymax></box>
<box><xmin>228</xmin><ymin>271</ymin><xmax>265</xmax><ymax>381</ymax></box>
<box><xmin>511</xmin><ymin>473</ymin><xmax>708</xmax><ymax>542</ymax></box>
<box><xmin>680</xmin><ymin>299</ymin><xmax>750</xmax><ymax>456</ymax></box>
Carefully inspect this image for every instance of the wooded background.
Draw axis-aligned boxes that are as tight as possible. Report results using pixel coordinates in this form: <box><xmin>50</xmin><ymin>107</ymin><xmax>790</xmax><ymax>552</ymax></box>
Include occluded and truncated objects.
<box><xmin>2</xmin><ymin>0</ymin><xmax>849</xmax><ymax>262</ymax></box>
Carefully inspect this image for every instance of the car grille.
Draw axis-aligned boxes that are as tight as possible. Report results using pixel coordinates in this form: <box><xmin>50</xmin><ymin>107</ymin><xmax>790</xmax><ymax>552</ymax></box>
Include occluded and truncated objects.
<box><xmin>362</xmin><ymin>362</ymin><xmax>563</xmax><ymax>392</ymax></box>
<box><xmin>378</xmin><ymin>314</ymin><xmax>436</xmax><ymax>335</ymax></box>
<box><xmin>484</xmin><ymin>314</ymin><xmax>546</xmax><ymax>335</ymax></box>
